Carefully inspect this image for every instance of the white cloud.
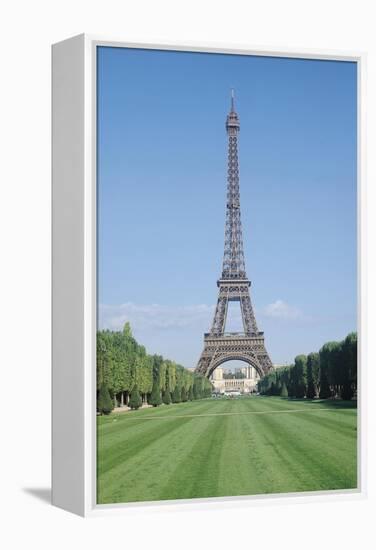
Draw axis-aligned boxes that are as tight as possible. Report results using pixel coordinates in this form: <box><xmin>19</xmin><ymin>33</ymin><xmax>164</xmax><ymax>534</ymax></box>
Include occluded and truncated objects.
<box><xmin>262</xmin><ymin>299</ymin><xmax>304</xmax><ymax>320</ymax></box>
<box><xmin>98</xmin><ymin>299</ymin><xmax>307</xmax><ymax>334</ymax></box>
<box><xmin>98</xmin><ymin>302</ymin><xmax>215</xmax><ymax>332</ymax></box>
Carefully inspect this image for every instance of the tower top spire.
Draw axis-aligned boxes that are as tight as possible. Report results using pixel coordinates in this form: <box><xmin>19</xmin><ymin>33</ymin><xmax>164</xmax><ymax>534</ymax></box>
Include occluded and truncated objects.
<box><xmin>231</xmin><ymin>88</ymin><xmax>235</xmax><ymax>112</ymax></box>
<box><xmin>226</xmin><ymin>89</ymin><xmax>240</xmax><ymax>133</ymax></box>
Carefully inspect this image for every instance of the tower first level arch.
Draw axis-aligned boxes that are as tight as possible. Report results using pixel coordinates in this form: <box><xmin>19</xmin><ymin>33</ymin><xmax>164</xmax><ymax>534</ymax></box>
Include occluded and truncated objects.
<box><xmin>196</xmin><ymin>333</ymin><xmax>273</xmax><ymax>379</ymax></box>
<box><xmin>208</xmin><ymin>353</ymin><xmax>264</xmax><ymax>379</ymax></box>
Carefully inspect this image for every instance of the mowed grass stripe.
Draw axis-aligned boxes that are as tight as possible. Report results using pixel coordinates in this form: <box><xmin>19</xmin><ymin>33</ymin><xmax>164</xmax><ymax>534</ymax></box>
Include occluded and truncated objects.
<box><xmin>97</xmin><ymin>397</ymin><xmax>357</xmax><ymax>504</ymax></box>
<box><xmin>97</xmin><ymin>400</ymin><xmax>226</xmax><ymax>453</ymax></box>
<box><xmin>108</xmin><ymin>407</ymin><xmax>352</xmax><ymax>421</ymax></box>
<box><xmin>98</xmin><ymin>398</ymin><xmax>232</xmax><ymax>469</ymax></box>
<box><xmin>96</xmin><ymin>399</ymin><xmax>237</xmax><ymax>452</ymax></box>
<box><xmin>247</xmin><ymin>410</ymin><xmax>356</xmax><ymax>492</ymax></box>
<box><xmin>216</xmin><ymin>401</ymin><xmax>356</xmax><ymax>496</ymax></box>
<box><xmin>99</xmin><ymin>396</ymin><xmax>355</xmax><ymax>432</ymax></box>
<box><xmin>236</xmin><ymin>397</ymin><xmax>356</xmax><ymax>490</ymax></box>
<box><xmin>98</xmin><ymin>407</ymin><xmax>229</xmax><ymax>503</ymax></box>
<box><xmin>156</xmin><ymin>411</ymin><xmax>229</xmax><ymax>501</ymax></box>
<box><xmin>99</xmin><ymin>398</ymin><xmax>234</xmax><ymax>422</ymax></box>
<box><xmin>97</xmin><ymin>399</ymin><xmax>235</xmax><ymax>500</ymax></box>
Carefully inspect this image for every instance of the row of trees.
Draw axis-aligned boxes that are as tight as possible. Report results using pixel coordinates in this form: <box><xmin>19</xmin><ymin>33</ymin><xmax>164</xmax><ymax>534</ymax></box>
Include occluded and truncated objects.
<box><xmin>97</xmin><ymin>322</ymin><xmax>213</xmax><ymax>414</ymax></box>
<box><xmin>258</xmin><ymin>332</ymin><xmax>357</xmax><ymax>400</ymax></box>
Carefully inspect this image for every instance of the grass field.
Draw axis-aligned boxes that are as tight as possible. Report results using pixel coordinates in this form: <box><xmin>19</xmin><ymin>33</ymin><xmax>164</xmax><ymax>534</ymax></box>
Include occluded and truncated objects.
<box><xmin>97</xmin><ymin>396</ymin><xmax>357</xmax><ymax>504</ymax></box>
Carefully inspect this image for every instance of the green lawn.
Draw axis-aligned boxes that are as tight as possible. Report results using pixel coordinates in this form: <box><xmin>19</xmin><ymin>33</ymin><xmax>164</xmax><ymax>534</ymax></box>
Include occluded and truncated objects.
<box><xmin>97</xmin><ymin>396</ymin><xmax>357</xmax><ymax>504</ymax></box>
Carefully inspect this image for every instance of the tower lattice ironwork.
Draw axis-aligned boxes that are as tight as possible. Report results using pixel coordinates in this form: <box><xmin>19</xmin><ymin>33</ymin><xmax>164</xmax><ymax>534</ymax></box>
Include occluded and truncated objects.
<box><xmin>195</xmin><ymin>91</ymin><xmax>273</xmax><ymax>379</ymax></box>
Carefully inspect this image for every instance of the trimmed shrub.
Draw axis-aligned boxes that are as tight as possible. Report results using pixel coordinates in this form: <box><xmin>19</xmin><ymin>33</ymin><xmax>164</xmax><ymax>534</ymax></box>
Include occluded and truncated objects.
<box><xmin>181</xmin><ymin>387</ymin><xmax>187</xmax><ymax>402</ymax></box>
<box><xmin>306</xmin><ymin>380</ymin><xmax>316</xmax><ymax>399</ymax></box>
<box><xmin>172</xmin><ymin>385</ymin><xmax>181</xmax><ymax>403</ymax></box>
<box><xmin>149</xmin><ymin>379</ymin><xmax>162</xmax><ymax>407</ymax></box>
<box><xmin>129</xmin><ymin>385</ymin><xmax>142</xmax><ymax>410</ymax></box>
<box><xmin>280</xmin><ymin>382</ymin><xmax>288</xmax><ymax>398</ymax></box>
<box><xmin>162</xmin><ymin>388</ymin><xmax>171</xmax><ymax>405</ymax></box>
<box><xmin>97</xmin><ymin>383</ymin><xmax>114</xmax><ymax>415</ymax></box>
<box><xmin>319</xmin><ymin>376</ymin><xmax>331</xmax><ymax>399</ymax></box>
<box><xmin>341</xmin><ymin>382</ymin><xmax>354</xmax><ymax>401</ymax></box>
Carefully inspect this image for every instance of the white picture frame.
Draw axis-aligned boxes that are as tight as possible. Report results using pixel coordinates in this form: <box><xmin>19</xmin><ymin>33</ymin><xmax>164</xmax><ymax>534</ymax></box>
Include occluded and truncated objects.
<box><xmin>52</xmin><ymin>34</ymin><xmax>366</xmax><ymax>517</ymax></box>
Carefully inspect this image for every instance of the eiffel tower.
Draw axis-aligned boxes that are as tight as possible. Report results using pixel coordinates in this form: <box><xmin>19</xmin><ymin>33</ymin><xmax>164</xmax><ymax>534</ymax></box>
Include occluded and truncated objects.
<box><xmin>195</xmin><ymin>91</ymin><xmax>273</xmax><ymax>379</ymax></box>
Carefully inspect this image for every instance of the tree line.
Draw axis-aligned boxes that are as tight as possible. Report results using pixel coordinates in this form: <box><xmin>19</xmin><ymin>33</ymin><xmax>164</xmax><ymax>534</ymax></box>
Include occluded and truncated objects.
<box><xmin>257</xmin><ymin>332</ymin><xmax>357</xmax><ymax>400</ymax></box>
<box><xmin>97</xmin><ymin>322</ymin><xmax>213</xmax><ymax>414</ymax></box>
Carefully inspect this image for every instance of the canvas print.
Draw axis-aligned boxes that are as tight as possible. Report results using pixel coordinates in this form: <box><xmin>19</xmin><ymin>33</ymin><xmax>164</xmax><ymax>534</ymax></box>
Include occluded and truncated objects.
<box><xmin>96</xmin><ymin>46</ymin><xmax>357</xmax><ymax>505</ymax></box>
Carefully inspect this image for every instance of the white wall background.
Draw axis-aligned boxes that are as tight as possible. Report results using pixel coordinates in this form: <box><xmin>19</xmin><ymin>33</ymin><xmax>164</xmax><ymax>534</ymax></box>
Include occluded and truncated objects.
<box><xmin>0</xmin><ymin>1</ymin><xmax>375</xmax><ymax>547</ymax></box>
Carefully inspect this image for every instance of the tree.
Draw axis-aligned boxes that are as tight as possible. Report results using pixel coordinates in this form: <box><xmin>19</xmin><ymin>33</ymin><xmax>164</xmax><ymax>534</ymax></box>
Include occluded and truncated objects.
<box><xmin>282</xmin><ymin>367</ymin><xmax>290</xmax><ymax>388</ymax></box>
<box><xmin>97</xmin><ymin>383</ymin><xmax>113</xmax><ymax>415</ymax></box>
<box><xmin>162</xmin><ymin>387</ymin><xmax>171</xmax><ymax>405</ymax></box>
<box><xmin>193</xmin><ymin>376</ymin><xmax>202</xmax><ymax>399</ymax></box>
<box><xmin>158</xmin><ymin>361</ymin><xmax>167</xmax><ymax>392</ymax></box>
<box><xmin>129</xmin><ymin>385</ymin><xmax>142</xmax><ymax>410</ymax></box>
<box><xmin>188</xmin><ymin>386</ymin><xmax>194</xmax><ymax>401</ymax></box>
<box><xmin>287</xmin><ymin>364</ymin><xmax>296</xmax><ymax>397</ymax></box>
<box><xmin>341</xmin><ymin>332</ymin><xmax>357</xmax><ymax>400</ymax></box>
<box><xmin>149</xmin><ymin>379</ymin><xmax>162</xmax><ymax>407</ymax></box>
<box><xmin>346</xmin><ymin>332</ymin><xmax>357</xmax><ymax>386</ymax></box>
<box><xmin>319</xmin><ymin>342</ymin><xmax>338</xmax><ymax>398</ymax></box>
<box><xmin>286</xmin><ymin>356</ymin><xmax>307</xmax><ymax>398</ymax></box>
<box><xmin>341</xmin><ymin>381</ymin><xmax>354</xmax><ymax>400</ymax></box>
<box><xmin>204</xmin><ymin>378</ymin><xmax>213</xmax><ymax>397</ymax></box>
<box><xmin>123</xmin><ymin>321</ymin><xmax>132</xmax><ymax>339</ymax></box>
<box><xmin>306</xmin><ymin>352</ymin><xmax>319</xmax><ymax>399</ymax></box>
<box><xmin>172</xmin><ymin>384</ymin><xmax>181</xmax><ymax>403</ymax></box>
<box><xmin>319</xmin><ymin>370</ymin><xmax>331</xmax><ymax>399</ymax></box>
<box><xmin>136</xmin><ymin>354</ymin><xmax>153</xmax><ymax>397</ymax></box>
<box><xmin>328</xmin><ymin>341</ymin><xmax>343</xmax><ymax>397</ymax></box>
<box><xmin>274</xmin><ymin>376</ymin><xmax>282</xmax><ymax>396</ymax></box>
<box><xmin>294</xmin><ymin>355</ymin><xmax>307</xmax><ymax>398</ymax></box>
<box><xmin>181</xmin><ymin>387</ymin><xmax>187</xmax><ymax>402</ymax></box>
<box><xmin>165</xmin><ymin>360</ymin><xmax>176</xmax><ymax>395</ymax></box>
<box><xmin>280</xmin><ymin>382</ymin><xmax>288</xmax><ymax>398</ymax></box>
<box><xmin>97</xmin><ymin>333</ymin><xmax>107</xmax><ymax>387</ymax></box>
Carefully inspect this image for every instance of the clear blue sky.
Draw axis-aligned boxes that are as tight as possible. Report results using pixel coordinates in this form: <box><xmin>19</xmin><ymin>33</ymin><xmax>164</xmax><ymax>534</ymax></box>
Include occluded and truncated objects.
<box><xmin>97</xmin><ymin>46</ymin><xmax>357</xmax><ymax>368</ymax></box>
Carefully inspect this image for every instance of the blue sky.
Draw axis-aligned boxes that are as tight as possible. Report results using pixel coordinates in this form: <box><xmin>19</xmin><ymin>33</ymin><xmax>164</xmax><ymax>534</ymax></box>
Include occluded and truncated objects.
<box><xmin>97</xmin><ymin>46</ymin><xmax>357</xmax><ymax>368</ymax></box>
